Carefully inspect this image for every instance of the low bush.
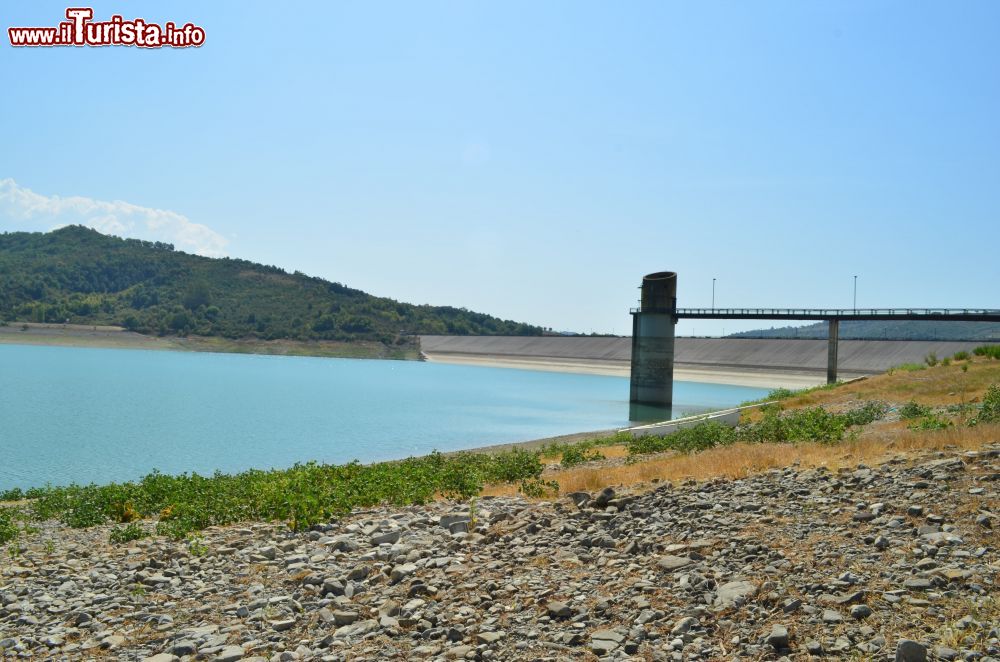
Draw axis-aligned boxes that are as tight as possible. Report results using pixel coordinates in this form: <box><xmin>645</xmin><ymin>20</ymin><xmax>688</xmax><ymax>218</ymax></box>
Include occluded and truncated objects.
<box><xmin>900</xmin><ymin>400</ymin><xmax>932</xmax><ymax>420</ymax></box>
<box><xmin>973</xmin><ymin>345</ymin><xmax>1000</xmax><ymax>360</ymax></box>
<box><xmin>841</xmin><ymin>401</ymin><xmax>889</xmax><ymax>427</ymax></box>
<box><xmin>109</xmin><ymin>522</ymin><xmax>148</xmax><ymax>544</ymax></box>
<box><xmin>559</xmin><ymin>446</ymin><xmax>605</xmax><ymax>468</ymax></box>
<box><xmin>908</xmin><ymin>414</ymin><xmax>953</xmax><ymax>431</ymax></box>
<box><xmin>627</xmin><ymin>402</ymin><xmax>888</xmax><ymax>456</ymax></box>
<box><xmin>739</xmin><ymin>382</ymin><xmax>842</xmax><ymax>407</ymax></box>
<box><xmin>8</xmin><ymin>446</ymin><xmax>548</xmax><ymax>539</ymax></box>
<box><xmin>970</xmin><ymin>383</ymin><xmax>1000</xmax><ymax>425</ymax></box>
<box><xmin>952</xmin><ymin>350</ymin><xmax>970</xmax><ymax>361</ymax></box>
<box><xmin>519</xmin><ymin>478</ymin><xmax>559</xmax><ymax>498</ymax></box>
<box><xmin>0</xmin><ymin>508</ymin><xmax>19</xmax><ymax>544</ymax></box>
<box><xmin>889</xmin><ymin>363</ymin><xmax>926</xmax><ymax>373</ymax></box>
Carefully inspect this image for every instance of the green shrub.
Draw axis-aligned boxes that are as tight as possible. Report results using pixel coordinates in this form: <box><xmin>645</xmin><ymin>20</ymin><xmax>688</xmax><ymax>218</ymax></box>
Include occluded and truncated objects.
<box><xmin>952</xmin><ymin>351</ymin><xmax>970</xmax><ymax>361</ymax></box>
<box><xmin>560</xmin><ymin>446</ymin><xmax>605</xmax><ymax>468</ymax></box>
<box><xmin>765</xmin><ymin>387</ymin><xmax>797</xmax><ymax>401</ymax></box>
<box><xmin>0</xmin><ymin>508</ymin><xmax>19</xmax><ymax>544</ymax></box>
<box><xmin>908</xmin><ymin>414</ymin><xmax>953</xmax><ymax>431</ymax></box>
<box><xmin>900</xmin><ymin>400</ymin><xmax>932</xmax><ymax>420</ymax></box>
<box><xmin>0</xmin><ymin>487</ymin><xmax>24</xmax><ymax>502</ymax></box>
<box><xmin>627</xmin><ymin>421</ymin><xmax>737</xmax><ymax>455</ymax></box>
<box><xmin>972</xmin><ymin>383</ymin><xmax>1000</xmax><ymax>425</ymax></box>
<box><xmin>889</xmin><ymin>363</ymin><xmax>926</xmax><ymax>373</ymax></box>
<box><xmin>739</xmin><ymin>382</ymin><xmax>842</xmax><ymax>407</ymax></box>
<box><xmin>109</xmin><ymin>522</ymin><xmax>148</xmax><ymax>544</ymax></box>
<box><xmin>58</xmin><ymin>490</ymin><xmax>110</xmax><ymax>528</ymax></box>
<box><xmin>924</xmin><ymin>352</ymin><xmax>938</xmax><ymax>367</ymax></box>
<box><xmin>972</xmin><ymin>345</ymin><xmax>1000</xmax><ymax>359</ymax></box>
<box><xmin>627</xmin><ymin>402</ymin><xmax>888</xmax><ymax>456</ymax></box>
<box><xmin>518</xmin><ymin>478</ymin><xmax>559</xmax><ymax>498</ymax></box>
<box><xmin>9</xmin><ymin>443</ymin><xmax>550</xmax><ymax>537</ymax></box>
<box><xmin>841</xmin><ymin>401</ymin><xmax>889</xmax><ymax>427</ymax></box>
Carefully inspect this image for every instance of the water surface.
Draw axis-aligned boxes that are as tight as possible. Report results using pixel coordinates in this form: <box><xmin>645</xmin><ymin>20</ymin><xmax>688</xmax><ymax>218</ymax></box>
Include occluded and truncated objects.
<box><xmin>0</xmin><ymin>344</ymin><xmax>769</xmax><ymax>489</ymax></box>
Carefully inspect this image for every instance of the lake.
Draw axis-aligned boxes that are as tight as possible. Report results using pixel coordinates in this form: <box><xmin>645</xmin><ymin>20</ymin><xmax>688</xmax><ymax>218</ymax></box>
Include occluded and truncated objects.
<box><xmin>0</xmin><ymin>343</ymin><xmax>769</xmax><ymax>489</ymax></box>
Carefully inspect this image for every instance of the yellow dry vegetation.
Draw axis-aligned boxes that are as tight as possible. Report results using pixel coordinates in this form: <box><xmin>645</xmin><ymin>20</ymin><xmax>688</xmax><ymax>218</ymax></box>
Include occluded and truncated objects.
<box><xmin>483</xmin><ymin>422</ymin><xmax>999</xmax><ymax>498</ymax></box>
<box><xmin>783</xmin><ymin>356</ymin><xmax>999</xmax><ymax>408</ymax></box>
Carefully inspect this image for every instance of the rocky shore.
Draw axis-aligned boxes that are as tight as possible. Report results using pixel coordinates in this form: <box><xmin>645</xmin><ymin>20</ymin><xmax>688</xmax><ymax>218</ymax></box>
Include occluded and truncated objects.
<box><xmin>2</xmin><ymin>445</ymin><xmax>997</xmax><ymax>661</ymax></box>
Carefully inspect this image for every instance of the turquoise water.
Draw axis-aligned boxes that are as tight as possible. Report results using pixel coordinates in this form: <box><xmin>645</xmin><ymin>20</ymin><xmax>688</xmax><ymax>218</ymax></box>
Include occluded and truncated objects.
<box><xmin>0</xmin><ymin>344</ymin><xmax>769</xmax><ymax>490</ymax></box>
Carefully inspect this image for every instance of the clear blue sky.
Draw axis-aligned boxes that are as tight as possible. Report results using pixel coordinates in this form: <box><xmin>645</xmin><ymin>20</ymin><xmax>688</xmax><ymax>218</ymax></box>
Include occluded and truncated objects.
<box><xmin>2</xmin><ymin>1</ymin><xmax>998</xmax><ymax>335</ymax></box>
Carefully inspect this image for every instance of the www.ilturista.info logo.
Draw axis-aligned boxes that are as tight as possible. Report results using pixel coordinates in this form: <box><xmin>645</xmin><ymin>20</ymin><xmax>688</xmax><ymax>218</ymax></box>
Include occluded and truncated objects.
<box><xmin>8</xmin><ymin>8</ymin><xmax>205</xmax><ymax>48</ymax></box>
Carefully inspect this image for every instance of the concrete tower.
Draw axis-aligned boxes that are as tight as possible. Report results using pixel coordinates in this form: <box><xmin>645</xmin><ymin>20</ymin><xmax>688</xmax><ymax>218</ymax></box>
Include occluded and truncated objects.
<box><xmin>629</xmin><ymin>271</ymin><xmax>677</xmax><ymax>408</ymax></box>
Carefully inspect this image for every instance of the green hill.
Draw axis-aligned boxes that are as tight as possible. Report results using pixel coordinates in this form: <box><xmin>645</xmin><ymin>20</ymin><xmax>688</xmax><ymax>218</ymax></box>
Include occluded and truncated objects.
<box><xmin>0</xmin><ymin>226</ymin><xmax>542</xmax><ymax>348</ymax></box>
<box><xmin>728</xmin><ymin>320</ymin><xmax>1000</xmax><ymax>341</ymax></box>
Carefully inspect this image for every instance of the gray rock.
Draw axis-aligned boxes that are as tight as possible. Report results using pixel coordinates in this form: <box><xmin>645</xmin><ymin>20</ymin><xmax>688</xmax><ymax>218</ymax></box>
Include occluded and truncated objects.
<box><xmin>371</xmin><ymin>530</ymin><xmax>401</xmax><ymax>546</ymax></box>
<box><xmin>171</xmin><ymin>640</ymin><xmax>197</xmax><ymax>656</ymax></box>
<box><xmin>904</xmin><ymin>578</ymin><xmax>932</xmax><ymax>591</ymax></box>
<box><xmin>896</xmin><ymin>639</ymin><xmax>927</xmax><ymax>662</ymax></box>
<box><xmin>670</xmin><ymin>616</ymin><xmax>697</xmax><ymax>635</ymax></box>
<box><xmin>851</xmin><ymin>604</ymin><xmax>873</xmax><ymax>619</ymax></box>
<box><xmin>270</xmin><ymin>618</ymin><xmax>296</xmax><ymax>632</ymax></box>
<box><xmin>214</xmin><ymin>646</ymin><xmax>245</xmax><ymax>662</ymax></box>
<box><xmin>446</xmin><ymin>645</ymin><xmax>475</xmax><ymax>659</ymax></box>
<box><xmin>657</xmin><ymin>555</ymin><xmax>692</xmax><ymax>571</ymax></box>
<box><xmin>390</xmin><ymin>563</ymin><xmax>417</xmax><ymax>584</ymax></box>
<box><xmin>439</xmin><ymin>514</ymin><xmax>470</xmax><ymax>529</ymax></box>
<box><xmin>546</xmin><ymin>601</ymin><xmax>572</xmax><ymax>619</ymax></box>
<box><xmin>590</xmin><ymin>629</ymin><xmax>625</xmax><ymax>655</ymax></box>
<box><xmin>379</xmin><ymin>599</ymin><xmax>401</xmax><ymax>618</ymax></box>
<box><xmin>593</xmin><ymin>487</ymin><xmax>616</xmax><ymax>508</ymax></box>
<box><xmin>767</xmin><ymin>624</ymin><xmax>789</xmax><ymax>650</ymax></box>
<box><xmin>933</xmin><ymin>645</ymin><xmax>959</xmax><ymax>660</ymax></box>
<box><xmin>822</xmin><ymin>609</ymin><xmax>843</xmax><ymax>624</ymax></box>
<box><xmin>332</xmin><ymin>610</ymin><xmax>358</xmax><ymax>626</ymax></box>
<box><xmin>714</xmin><ymin>580</ymin><xmax>756</xmax><ymax>608</ymax></box>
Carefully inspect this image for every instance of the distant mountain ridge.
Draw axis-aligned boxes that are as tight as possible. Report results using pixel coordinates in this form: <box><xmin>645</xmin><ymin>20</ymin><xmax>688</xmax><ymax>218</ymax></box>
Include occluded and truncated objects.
<box><xmin>0</xmin><ymin>226</ymin><xmax>543</xmax><ymax>345</ymax></box>
<box><xmin>727</xmin><ymin>320</ymin><xmax>1000</xmax><ymax>341</ymax></box>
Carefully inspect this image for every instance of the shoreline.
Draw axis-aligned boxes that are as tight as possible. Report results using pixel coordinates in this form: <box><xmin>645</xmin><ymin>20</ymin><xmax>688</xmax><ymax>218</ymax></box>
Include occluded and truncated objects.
<box><xmin>0</xmin><ymin>323</ymin><xmax>848</xmax><ymax>388</ymax></box>
<box><xmin>421</xmin><ymin>351</ymin><xmax>848</xmax><ymax>389</ymax></box>
<box><xmin>0</xmin><ymin>322</ymin><xmax>416</xmax><ymax>360</ymax></box>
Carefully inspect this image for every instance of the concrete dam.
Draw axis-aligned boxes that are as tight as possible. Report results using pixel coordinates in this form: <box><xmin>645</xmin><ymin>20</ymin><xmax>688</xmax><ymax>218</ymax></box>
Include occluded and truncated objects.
<box><xmin>419</xmin><ymin>335</ymin><xmax>986</xmax><ymax>386</ymax></box>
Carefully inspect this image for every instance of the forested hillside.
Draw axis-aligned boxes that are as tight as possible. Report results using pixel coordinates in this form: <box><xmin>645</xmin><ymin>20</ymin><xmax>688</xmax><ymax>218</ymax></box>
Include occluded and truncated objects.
<box><xmin>0</xmin><ymin>226</ymin><xmax>542</xmax><ymax>343</ymax></box>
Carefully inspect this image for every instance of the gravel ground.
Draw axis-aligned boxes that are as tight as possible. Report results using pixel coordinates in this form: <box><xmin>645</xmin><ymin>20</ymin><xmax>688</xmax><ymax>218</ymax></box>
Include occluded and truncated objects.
<box><xmin>1</xmin><ymin>445</ymin><xmax>997</xmax><ymax>661</ymax></box>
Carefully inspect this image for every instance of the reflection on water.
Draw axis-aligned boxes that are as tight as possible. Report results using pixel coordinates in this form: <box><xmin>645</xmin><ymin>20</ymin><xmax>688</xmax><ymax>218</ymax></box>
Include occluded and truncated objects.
<box><xmin>628</xmin><ymin>402</ymin><xmax>673</xmax><ymax>423</ymax></box>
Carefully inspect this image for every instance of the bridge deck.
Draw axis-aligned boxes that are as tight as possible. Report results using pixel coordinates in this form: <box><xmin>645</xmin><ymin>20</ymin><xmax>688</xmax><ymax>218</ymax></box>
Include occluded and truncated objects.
<box><xmin>627</xmin><ymin>307</ymin><xmax>1000</xmax><ymax>385</ymax></box>
<box><xmin>628</xmin><ymin>308</ymin><xmax>1000</xmax><ymax>322</ymax></box>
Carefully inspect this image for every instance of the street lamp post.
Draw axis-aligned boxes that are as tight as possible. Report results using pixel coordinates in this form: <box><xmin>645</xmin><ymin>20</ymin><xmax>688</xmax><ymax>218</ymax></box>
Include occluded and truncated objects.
<box><xmin>853</xmin><ymin>275</ymin><xmax>858</xmax><ymax>311</ymax></box>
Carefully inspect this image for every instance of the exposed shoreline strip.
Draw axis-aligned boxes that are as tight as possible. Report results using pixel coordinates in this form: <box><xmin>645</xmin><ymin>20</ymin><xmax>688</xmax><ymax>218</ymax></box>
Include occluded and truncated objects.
<box><xmin>421</xmin><ymin>351</ymin><xmax>843</xmax><ymax>389</ymax></box>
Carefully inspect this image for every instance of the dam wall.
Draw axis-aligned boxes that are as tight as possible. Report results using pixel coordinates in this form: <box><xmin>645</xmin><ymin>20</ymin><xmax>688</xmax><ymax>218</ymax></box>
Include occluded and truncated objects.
<box><xmin>419</xmin><ymin>335</ymin><xmax>987</xmax><ymax>376</ymax></box>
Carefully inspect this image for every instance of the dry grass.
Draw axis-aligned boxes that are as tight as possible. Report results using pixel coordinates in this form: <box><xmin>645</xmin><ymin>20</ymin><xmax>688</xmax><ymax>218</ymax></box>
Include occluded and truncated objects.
<box><xmin>479</xmin><ymin>358</ymin><xmax>1000</xmax><ymax>499</ymax></box>
<box><xmin>542</xmin><ymin>445</ymin><xmax>631</xmax><ymax>465</ymax></box>
<box><xmin>788</xmin><ymin>357</ymin><xmax>999</xmax><ymax>408</ymax></box>
<box><xmin>480</xmin><ymin>422</ymin><xmax>1000</xmax><ymax>498</ymax></box>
